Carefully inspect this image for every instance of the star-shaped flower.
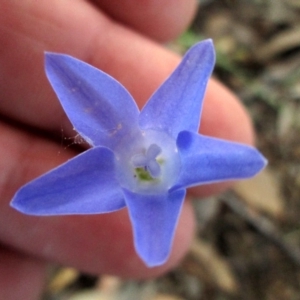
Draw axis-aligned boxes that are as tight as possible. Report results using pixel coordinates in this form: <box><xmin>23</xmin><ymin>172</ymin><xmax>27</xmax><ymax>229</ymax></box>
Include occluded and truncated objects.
<box><xmin>11</xmin><ymin>40</ymin><xmax>266</xmax><ymax>267</ymax></box>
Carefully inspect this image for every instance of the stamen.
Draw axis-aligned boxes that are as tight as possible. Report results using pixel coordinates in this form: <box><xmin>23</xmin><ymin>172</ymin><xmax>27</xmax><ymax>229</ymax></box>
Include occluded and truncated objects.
<box><xmin>115</xmin><ymin>129</ymin><xmax>181</xmax><ymax>194</ymax></box>
<box><xmin>131</xmin><ymin>154</ymin><xmax>148</xmax><ymax>167</ymax></box>
<box><xmin>147</xmin><ymin>144</ymin><xmax>161</xmax><ymax>158</ymax></box>
<box><xmin>147</xmin><ymin>160</ymin><xmax>161</xmax><ymax>178</ymax></box>
<box><xmin>131</xmin><ymin>144</ymin><xmax>162</xmax><ymax>179</ymax></box>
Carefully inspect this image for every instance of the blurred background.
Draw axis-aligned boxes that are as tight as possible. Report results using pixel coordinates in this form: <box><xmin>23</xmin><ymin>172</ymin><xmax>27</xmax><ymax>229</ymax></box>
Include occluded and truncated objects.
<box><xmin>44</xmin><ymin>1</ymin><xmax>300</xmax><ymax>299</ymax></box>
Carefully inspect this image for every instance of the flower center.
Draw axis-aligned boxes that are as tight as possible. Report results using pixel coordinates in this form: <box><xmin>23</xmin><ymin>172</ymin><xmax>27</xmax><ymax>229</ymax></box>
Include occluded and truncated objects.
<box><xmin>131</xmin><ymin>144</ymin><xmax>162</xmax><ymax>179</ymax></box>
<box><xmin>114</xmin><ymin>129</ymin><xmax>181</xmax><ymax>194</ymax></box>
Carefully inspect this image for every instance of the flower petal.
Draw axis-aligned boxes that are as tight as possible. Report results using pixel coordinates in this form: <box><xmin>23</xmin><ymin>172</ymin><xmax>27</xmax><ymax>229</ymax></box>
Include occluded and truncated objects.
<box><xmin>139</xmin><ymin>40</ymin><xmax>215</xmax><ymax>138</ymax></box>
<box><xmin>172</xmin><ymin>131</ymin><xmax>267</xmax><ymax>190</ymax></box>
<box><xmin>45</xmin><ymin>53</ymin><xmax>139</xmax><ymax>148</ymax></box>
<box><xmin>11</xmin><ymin>147</ymin><xmax>125</xmax><ymax>215</ymax></box>
<box><xmin>122</xmin><ymin>188</ymin><xmax>186</xmax><ymax>267</ymax></box>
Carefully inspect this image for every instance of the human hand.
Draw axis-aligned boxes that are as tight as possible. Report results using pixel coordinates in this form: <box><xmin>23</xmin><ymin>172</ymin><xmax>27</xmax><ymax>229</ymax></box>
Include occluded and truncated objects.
<box><xmin>0</xmin><ymin>1</ymin><xmax>254</xmax><ymax>299</ymax></box>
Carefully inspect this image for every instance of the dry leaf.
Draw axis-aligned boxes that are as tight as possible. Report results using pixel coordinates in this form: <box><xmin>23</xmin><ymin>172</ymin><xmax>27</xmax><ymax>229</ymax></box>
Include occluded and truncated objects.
<box><xmin>48</xmin><ymin>268</ymin><xmax>79</xmax><ymax>293</ymax></box>
<box><xmin>233</xmin><ymin>168</ymin><xmax>284</xmax><ymax>218</ymax></box>
<box><xmin>186</xmin><ymin>239</ymin><xmax>238</xmax><ymax>294</ymax></box>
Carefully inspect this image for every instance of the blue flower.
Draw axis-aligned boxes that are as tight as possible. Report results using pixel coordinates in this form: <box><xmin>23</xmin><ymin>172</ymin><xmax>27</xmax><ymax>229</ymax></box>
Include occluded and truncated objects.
<box><xmin>11</xmin><ymin>40</ymin><xmax>266</xmax><ymax>267</ymax></box>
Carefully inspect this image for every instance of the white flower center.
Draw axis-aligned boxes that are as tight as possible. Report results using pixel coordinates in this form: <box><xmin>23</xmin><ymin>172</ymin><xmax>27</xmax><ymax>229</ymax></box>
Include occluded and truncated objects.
<box><xmin>114</xmin><ymin>129</ymin><xmax>181</xmax><ymax>194</ymax></box>
<box><xmin>131</xmin><ymin>144</ymin><xmax>162</xmax><ymax>178</ymax></box>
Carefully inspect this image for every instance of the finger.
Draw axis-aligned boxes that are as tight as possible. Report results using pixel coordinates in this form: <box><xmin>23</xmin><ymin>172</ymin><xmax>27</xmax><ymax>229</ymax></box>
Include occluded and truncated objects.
<box><xmin>0</xmin><ymin>0</ymin><xmax>254</xmax><ymax>273</ymax></box>
<box><xmin>0</xmin><ymin>246</ymin><xmax>46</xmax><ymax>300</ymax></box>
<box><xmin>93</xmin><ymin>0</ymin><xmax>198</xmax><ymax>41</ymax></box>
<box><xmin>202</xmin><ymin>79</ymin><xmax>254</xmax><ymax>144</ymax></box>
<box><xmin>0</xmin><ymin>0</ymin><xmax>253</xmax><ymax>146</ymax></box>
<box><xmin>0</xmin><ymin>122</ymin><xmax>195</xmax><ymax>278</ymax></box>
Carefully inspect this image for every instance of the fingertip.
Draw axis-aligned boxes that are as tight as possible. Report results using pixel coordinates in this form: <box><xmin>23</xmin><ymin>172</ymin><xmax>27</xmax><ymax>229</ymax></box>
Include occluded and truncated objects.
<box><xmin>201</xmin><ymin>78</ymin><xmax>255</xmax><ymax>146</ymax></box>
<box><xmin>95</xmin><ymin>0</ymin><xmax>198</xmax><ymax>42</ymax></box>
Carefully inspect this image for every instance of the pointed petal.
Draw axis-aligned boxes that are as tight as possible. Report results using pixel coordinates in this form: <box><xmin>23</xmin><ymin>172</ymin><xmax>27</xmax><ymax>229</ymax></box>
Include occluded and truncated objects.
<box><xmin>172</xmin><ymin>131</ymin><xmax>267</xmax><ymax>190</ymax></box>
<box><xmin>122</xmin><ymin>188</ymin><xmax>186</xmax><ymax>267</ymax></box>
<box><xmin>11</xmin><ymin>147</ymin><xmax>125</xmax><ymax>215</ymax></box>
<box><xmin>45</xmin><ymin>53</ymin><xmax>139</xmax><ymax>148</ymax></box>
<box><xmin>139</xmin><ymin>40</ymin><xmax>215</xmax><ymax>138</ymax></box>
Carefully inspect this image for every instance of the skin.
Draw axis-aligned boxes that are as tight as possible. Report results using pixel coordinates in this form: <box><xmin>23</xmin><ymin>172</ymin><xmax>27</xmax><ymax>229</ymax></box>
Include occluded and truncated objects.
<box><xmin>0</xmin><ymin>0</ymin><xmax>254</xmax><ymax>299</ymax></box>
